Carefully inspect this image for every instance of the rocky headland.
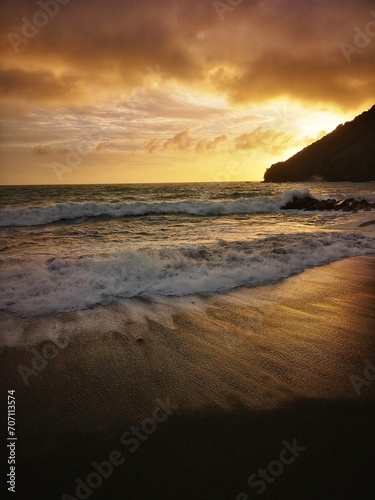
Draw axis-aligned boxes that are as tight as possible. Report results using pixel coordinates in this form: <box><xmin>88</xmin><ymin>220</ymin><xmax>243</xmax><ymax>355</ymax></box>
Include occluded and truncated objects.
<box><xmin>264</xmin><ymin>105</ymin><xmax>375</xmax><ymax>182</ymax></box>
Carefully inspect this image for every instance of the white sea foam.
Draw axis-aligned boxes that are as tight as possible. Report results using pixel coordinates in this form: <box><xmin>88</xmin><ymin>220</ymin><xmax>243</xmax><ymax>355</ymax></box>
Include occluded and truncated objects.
<box><xmin>280</xmin><ymin>188</ymin><xmax>312</xmax><ymax>205</ymax></box>
<box><xmin>2</xmin><ymin>189</ymin><xmax>374</xmax><ymax>227</ymax></box>
<box><xmin>0</xmin><ymin>188</ymin><xmax>375</xmax><ymax>227</ymax></box>
<box><xmin>1</xmin><ymin>231</ymin><xmax>374</xmax><ymax>316</ymax></box>
<box><xmin>1</xmin><ymin>186</ymin><xmax>375</xmax><ymax>318</ymax></box>
<box><xmin>0</xmin><ymin>198</ymin><xmax>281</xmax><ymax>227</ymax></box>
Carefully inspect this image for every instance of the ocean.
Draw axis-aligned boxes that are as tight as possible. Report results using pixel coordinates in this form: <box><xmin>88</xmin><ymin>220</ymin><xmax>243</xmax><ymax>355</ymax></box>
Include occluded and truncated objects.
<box><xmin>1</xmin><ymin>182</ymin><xmax>375</xmax><ymax>317</ymax></box>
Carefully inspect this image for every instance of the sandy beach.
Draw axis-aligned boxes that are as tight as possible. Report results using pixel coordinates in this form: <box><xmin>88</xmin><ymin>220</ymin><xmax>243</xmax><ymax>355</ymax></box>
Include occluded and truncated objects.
<box><xmin>2</xmin><ymin>255</ymin><xmax>375</xmax><ymax>499</ymax></box>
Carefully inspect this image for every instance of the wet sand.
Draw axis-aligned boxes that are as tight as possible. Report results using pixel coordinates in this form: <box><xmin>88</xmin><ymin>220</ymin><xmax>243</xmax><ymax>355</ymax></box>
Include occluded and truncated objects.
<box><xmin>1</xmin><ymin>256</ymin><xmax>375</xmax><ymax>499</ymax></box>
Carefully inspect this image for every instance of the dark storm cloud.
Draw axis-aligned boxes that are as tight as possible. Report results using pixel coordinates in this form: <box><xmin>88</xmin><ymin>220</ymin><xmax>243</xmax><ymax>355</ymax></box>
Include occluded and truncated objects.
<box><xmin>0</xmin><ymin>0</ymin><xmax>374</xmax><ymax>109</ymax></box>
<box><xmin>0</xmin><ymin>67</ymin><xmax>83</xmax><ymax>103</ymax></box>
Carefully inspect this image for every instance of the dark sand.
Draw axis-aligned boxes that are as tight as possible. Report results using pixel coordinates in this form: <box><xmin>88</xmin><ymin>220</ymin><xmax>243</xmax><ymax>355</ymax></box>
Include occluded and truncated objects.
<box><xmin>1</xmin><ymin>256</ymin><xmax>375</xmax><ymax>499</ymax></box>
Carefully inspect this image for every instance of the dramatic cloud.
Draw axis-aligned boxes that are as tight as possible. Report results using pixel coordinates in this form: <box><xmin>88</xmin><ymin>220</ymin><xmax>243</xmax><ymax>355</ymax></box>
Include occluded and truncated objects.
<box><xmin>0</xmin><ymin>67</ymin><xmax>85</xmax><ymax>106</ymax></box>
<box><xmin>1</xmin><ymin>0</ymin><xmax>374</xmax><ymax>108</ymax></box>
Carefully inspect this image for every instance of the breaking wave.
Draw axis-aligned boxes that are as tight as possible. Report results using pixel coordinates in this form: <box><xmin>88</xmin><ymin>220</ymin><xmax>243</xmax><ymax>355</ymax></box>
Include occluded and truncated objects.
<box><xmin>2</xmin><ymin>188</ymin><xmax>374</xmax><ymax>228</ymax></box>
<box><xmin>1</xmin><ymin>231</ymin><xmax>375</xmax><ymax>316</ymax></box>
<box><xmin>0</xmin><ymin>198</ymin><xmax>282</xmax><ymax>227</ymax></box>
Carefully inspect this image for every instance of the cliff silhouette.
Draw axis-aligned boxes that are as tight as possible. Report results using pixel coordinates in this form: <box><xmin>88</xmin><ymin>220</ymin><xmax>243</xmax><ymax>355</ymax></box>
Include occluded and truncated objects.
<box><xmin>264</xmin><ymin>105</ymin><xmax>375</xmax><ymax>182</ymax></box>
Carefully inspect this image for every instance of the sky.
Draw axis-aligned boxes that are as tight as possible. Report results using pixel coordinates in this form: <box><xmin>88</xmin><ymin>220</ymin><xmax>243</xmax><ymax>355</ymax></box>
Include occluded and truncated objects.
<box><xmin>0</xmin><ymin>0</ymin><xmax>375</xmax><ymax>185</ymax></box>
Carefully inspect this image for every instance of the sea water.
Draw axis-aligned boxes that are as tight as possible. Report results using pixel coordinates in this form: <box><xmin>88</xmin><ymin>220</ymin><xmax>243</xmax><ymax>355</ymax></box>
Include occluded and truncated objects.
<box><xmin>0</xmin><ymin>182</ymin><xmax>375</xmax><ymax>316</ymax></box>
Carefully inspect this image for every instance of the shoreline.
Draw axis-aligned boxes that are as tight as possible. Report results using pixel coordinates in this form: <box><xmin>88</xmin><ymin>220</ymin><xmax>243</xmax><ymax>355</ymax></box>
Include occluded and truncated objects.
<box><xmin>2</xmin><ymin>253</ymin><xmax>375</xmax><ymax>348</ymax></box>
<box><xmin>1</xmin><ymin>255</ymin><xmax>375</xmax><ymax>499</ymax></box>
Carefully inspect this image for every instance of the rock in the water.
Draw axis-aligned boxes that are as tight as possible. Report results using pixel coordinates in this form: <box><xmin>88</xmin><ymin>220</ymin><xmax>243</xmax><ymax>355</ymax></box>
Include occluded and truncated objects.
<box><xmin>310</xmin><ymin>200</ymin><xmax>335</xmax><ymax>211</ymax></box>
<box><xmin>281</xmin><ymin>196</ymin><xmax>319</xmax><ymax>210</ymax></box>
<box><xmin>281</xmin><ymin>196</ymin><xmax>375</xmax><ymax>212</ymax></box>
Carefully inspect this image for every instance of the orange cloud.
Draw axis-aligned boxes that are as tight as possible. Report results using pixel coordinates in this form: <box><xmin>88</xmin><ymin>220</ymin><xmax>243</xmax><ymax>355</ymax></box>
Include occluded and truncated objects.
<box><xmin>234</xmin><ymin>127</ymin><xmax>302</xmax><ymax>155</ymax></box>
<box><xmin>32</xmin><ymin>145</ymin><xmax>70</xmax><ymax>156</ymax></box>
<box><xmin>195</xmin><ymin>135</ymin><xmax>227</xmax><ymax>152</ymax></box>
<box><xmin>145</xmin><ymin>130</ymin><xmax>229</xmax><ymax>153</ymax></box>
<box><xmin>0</xmin><ymin>0</ymin><xmax>374</xmax><ymax>110</ymax></box>
<box><xmin>144</xmin><ymin>126</ymin><xmax>318</xmax><ymax>157</ymax></box>
<box><xmin>163</xmin><ymin>129</ymin><xmax>192</xmax><ymax>151</ymax></box>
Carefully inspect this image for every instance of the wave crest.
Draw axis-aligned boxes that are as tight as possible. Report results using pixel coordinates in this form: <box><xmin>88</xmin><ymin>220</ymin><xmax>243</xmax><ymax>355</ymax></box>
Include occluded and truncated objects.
<box><xmin>0</xmin><ymin>198</ymin><xmax>282</xmax><ymax>227</ymax></box>
<box><xmin>1</xmin><ymin>232</ymin><xmax>374</xmax><ymax>315</ymax></box>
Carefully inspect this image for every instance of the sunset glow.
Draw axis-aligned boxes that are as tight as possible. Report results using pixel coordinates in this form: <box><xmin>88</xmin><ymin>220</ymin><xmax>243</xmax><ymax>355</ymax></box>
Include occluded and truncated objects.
<box><xmin>1</xmin><ymin>0</ymin><xmax>374</xmax><ymax>184</ymax></box>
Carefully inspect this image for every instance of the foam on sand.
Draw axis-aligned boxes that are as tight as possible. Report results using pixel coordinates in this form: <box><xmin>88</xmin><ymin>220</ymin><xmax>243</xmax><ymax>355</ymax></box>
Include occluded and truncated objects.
<box><xmin>1</xmin><ymin>231</ymin><xmax>375</xmax><ymax>316</ymax></box>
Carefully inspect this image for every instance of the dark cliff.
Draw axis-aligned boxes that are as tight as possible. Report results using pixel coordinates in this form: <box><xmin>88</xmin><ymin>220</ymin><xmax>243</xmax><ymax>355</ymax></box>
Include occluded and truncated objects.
<box><xmin>264</xmin><ymin>105</ymin><xmax>375</xmax><ymax>182</ymax></box>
